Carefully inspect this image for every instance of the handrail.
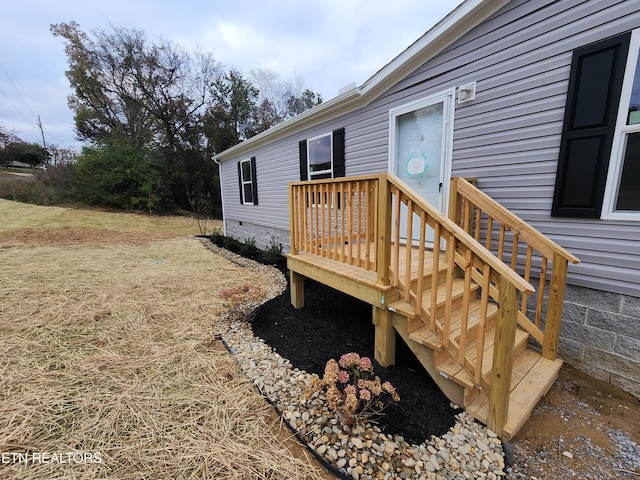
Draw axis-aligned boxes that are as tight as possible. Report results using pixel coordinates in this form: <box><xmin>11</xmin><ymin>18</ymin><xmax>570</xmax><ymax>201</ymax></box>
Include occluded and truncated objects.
<box><xmin>449</xmin><ymin>177</ymin><xmax>580</xmax><ymax>360</ymax></box>
<box><xmin>388</xmin><ymin>175</ymin><xmax>534</xmax><ymax>295</ymax></box>
<box><xmin>451</xmin><ymin>178</ymin><xmax>579</xmax><ymax>264</ymax></box>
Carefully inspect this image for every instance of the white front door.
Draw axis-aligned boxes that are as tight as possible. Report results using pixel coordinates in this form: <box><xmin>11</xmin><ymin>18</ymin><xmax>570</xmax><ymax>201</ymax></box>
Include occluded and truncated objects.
<box><xmin>389</xmin><ymin>90</ymin><xmax>454</xmax><ymax>242</ymax></box>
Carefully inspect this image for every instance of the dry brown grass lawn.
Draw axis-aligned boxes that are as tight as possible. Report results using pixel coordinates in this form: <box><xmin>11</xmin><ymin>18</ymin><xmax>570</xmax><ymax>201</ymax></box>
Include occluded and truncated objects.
<box><xmin>0</xmin><ymin>199</ymin><xmax>331</xmax><ymax>479</ymax></box>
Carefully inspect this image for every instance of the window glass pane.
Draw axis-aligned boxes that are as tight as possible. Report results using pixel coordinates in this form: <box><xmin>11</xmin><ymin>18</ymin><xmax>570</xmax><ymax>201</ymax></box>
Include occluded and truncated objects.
<box><xmin>615</xmin><ymin>132</ymin><xmax>640</xmax><ymax>211</ymax></box>
<box><xmin>241</xmin><ymin>160</ymin><xmax>252</xmax><ymax>182</ymax></box>
<box><xmin>308</xmin><ymin>135</ymin><xmax>332</xmax><ymax>173</ymax></box>
<box><xmin>243</xmin><ymin>184</ymin><xmax>253</xmax><ymax>204</ymax></box>
<box><xmin>628</xmin><ymin>50</ymin><xmax>640</xmax><ymax>125</ymax></box>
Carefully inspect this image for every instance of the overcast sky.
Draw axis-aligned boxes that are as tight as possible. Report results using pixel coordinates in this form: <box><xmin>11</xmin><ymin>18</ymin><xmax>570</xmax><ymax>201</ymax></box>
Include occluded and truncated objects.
<box><xmin>0</xmin><ymin>0</ymin><xmax>463</xmax><ymax>150</ymax></box>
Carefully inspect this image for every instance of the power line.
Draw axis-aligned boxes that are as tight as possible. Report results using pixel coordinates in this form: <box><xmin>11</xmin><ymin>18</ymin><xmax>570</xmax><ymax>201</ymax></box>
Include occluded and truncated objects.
<box><xmin>0</xmin><ymin>86</ymin><xmax>33</xmax><ymax>124</ymax></box>
<box><xmin>0</xmin><ymin>49</ymin><xmax>38</xmax><ymax>121</ymax></box>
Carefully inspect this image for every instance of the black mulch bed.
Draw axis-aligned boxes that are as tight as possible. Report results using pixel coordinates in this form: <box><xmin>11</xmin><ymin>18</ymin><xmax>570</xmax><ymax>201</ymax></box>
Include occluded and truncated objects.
<box><xmin>250</xmin><ymin>270</ymin><xmax>461</xmax><ymax>445</ymax></box>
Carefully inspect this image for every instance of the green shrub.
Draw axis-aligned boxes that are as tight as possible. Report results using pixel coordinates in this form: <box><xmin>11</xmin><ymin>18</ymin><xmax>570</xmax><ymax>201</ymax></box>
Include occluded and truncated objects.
<box><xmin>239</xmin><ymin>237</ymin><xmax>258</xmax><ymax>257</ymax></box>
<box><xmin>0</xmin><ymin>164</ymin><xmax>75</xmax><ymax>206</ymax></box>
<box><xmin>222</xmin><ymin>235</ymin><xmax>242</xmax><ymax>252</ymax></box>
<box><xmin>210</xmin><ymin>227</ymin><xmax>224</xmax><ymax>246</ymax></box>
<box><xmin>73</xmin><ymin>139</ymin><xmax>170</xmax><ymax>213</ymax></box>
<box><xmin>263</xmin><ymin>236</ymin><xmax>284</xmax><ymax>265</ymax></box>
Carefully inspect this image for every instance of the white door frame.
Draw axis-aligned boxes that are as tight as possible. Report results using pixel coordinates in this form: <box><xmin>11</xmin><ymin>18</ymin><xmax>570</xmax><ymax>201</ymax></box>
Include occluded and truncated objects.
<box><xmin>388</xmin><ymin>88</ymin><xmax>455</xmax><ymax>216</ymax></box>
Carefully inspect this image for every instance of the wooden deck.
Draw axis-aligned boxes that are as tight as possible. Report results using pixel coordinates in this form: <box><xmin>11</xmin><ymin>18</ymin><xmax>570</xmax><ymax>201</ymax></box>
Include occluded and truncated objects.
<box><xmin>287</xmin><ymin>174</ymin><xmax>578</xmax><ymax>440</ymax></box>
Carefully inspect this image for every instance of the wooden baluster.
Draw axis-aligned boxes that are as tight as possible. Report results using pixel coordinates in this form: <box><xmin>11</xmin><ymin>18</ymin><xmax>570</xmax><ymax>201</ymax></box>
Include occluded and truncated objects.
<box><xmin>339</xmin><ymin>183</ymin><xmax>346</xmax><ymax>263</ymax></box>
<box><xmin>365</xmin><ymin>180</ymin><xmax>371</xmax><ymax>269</ymax></box>
<box><xmin>485</xmin><ymin>216</ymin><xmax>493</xmax><ymax>252</ymax></box>
<box><xmin>301</xmin><ymin>185</ymin><xmax>308</xmax><ymax>252</ymax></box>
<box><xmin>371</xmin><ymin>180</ymin><xmax>379</xmax><ymax>272</ymax></box>
<box><xmin>347</xmin><ymin>182</ymin><xmax>353</xmax><ymax>264</ymax></box>
<box><xmin>307</xmin><ymin>184</ymin><xmax>313</xmax><ymax>254</ymax></box>
<box><xmin>289</xmin><ymin>184</ymin><xmax>298</xmax><ymax>255</ymax></box>
<box><xmin>404</xmin><ymin>199</ymin><xmax>414</xmax><ymax>302</ymax></box>
<box><xmin>330</xmin><ymin>182</ymin><xmax>337</xmax><ymax>261</ymax></box>
<box><xmin>415</xmin><ymin>210</ymin><xmax>426</xmax><ymax>317</ymax></box>
<box><xmin>474</xmin><ymin>264</ymin><xmax>491</xmax><ymax>386</ymax></box>
<box><xmin>535</xmin><ymin>257</ymin><xmax>548</xmax><ymax>328</ymax></box>
<box><xmin>314</xmin><ymin>183</ymin><xmax>320</xmax><ymax>255</ymax></box>
<box><xmin>356</xmin><ymin>181</ymin><xmax>363</xmax><ymax>267</ymax></box>
<box><xmin>463</xmin><ymin>197</ymin><xmax>472</xmax><ymax>234</ymax></box>
<box><xmin>448</xmin><ymin>177</ymin><xmax>463</xmax><ymax>226</ymax></box>
<box><xmin>430</xmin><ymin>223</ymin><xmax>441</xmax><ymax>332</ymax></box>
<box><xmin>320</xmin><ymin>182</ymin><xmax>327</xmax><ymax>258</ymax></box>
<box><xmin>443</xmin><ymin>235</ymin><xmax>456</xmax><ymax>348</ymax></box>
<box><xmin>497</xmin><ymin>225</ymin><xmax>506</xmax><ymax>262</ymax></box>
<box><xmin>474</xmin><ymin>206</ymin><xmax>482</xmax><ymax>242</ymax></box>
<box><xmin>520</xmin><ymin>246</ymin><xmax>533</xmax><ymax>316</ymax></box>
<box><xmin>393</xmin><ymin>189</ymin><xmax>401</xmax><ymax>288</ymax></box>
<box><xmin>510</xmin><ymin>235</ymin><xmax>519</xmax><ymax>271</ymax></box>
<box><xmin>458</xmin><ymin>248</ymin><xmax>473</xmax><ymax>365</ymax></box>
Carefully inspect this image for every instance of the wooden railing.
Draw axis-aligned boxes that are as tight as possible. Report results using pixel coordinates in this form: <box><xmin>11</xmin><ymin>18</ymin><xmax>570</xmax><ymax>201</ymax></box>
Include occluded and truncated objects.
<box><xmin>385</xmin><ymin>174</ymin><xmax>535</xmax><ymax>433</ymax></box>
<box><xmin>449</xmin><ymin>177</ymin><xmax>580</xmax><ymax>360</ymax></box>
<box><xmin>289</xmin><ymin>175</ymin><xmax>379</xmax><ymax>272</ymax></box>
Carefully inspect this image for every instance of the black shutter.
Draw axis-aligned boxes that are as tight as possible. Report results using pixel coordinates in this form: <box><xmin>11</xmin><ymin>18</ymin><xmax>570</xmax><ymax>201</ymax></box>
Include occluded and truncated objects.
<box><xmin>237</xmin><ymin>161</ymin><xmax>243</xmax><ymax>204</ymax></box>
<box><xmin>299</xmin><ymin>140</ymin><xmax>308</xmax><ymax>181</ymax></box>
<box><xmin>333</xmin><ymin>127</ymin><xmax>345</xmax><ymax>178</ymax></box>
<box><xmin>552</xmin><ymin>32</ymin><xmax>631</xmax><ymax>218</ymax></box>
<box><xmin>250</xmin><ymin>156</ymin><xmax>258</xmax><ymax>205</ymax></box>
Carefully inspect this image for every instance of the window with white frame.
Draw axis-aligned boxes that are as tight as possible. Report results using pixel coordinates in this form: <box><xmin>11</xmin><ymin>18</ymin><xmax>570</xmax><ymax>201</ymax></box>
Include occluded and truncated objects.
<box><xmin>298</xmin><ymin>128</ymin><xmax>345</xmax><ymax>181</ymax></box>
<box><xmin>603</xmin><ymin>30</ymin><xmax>640</xmax><ymax>219</ymax></box>
<box><xmin>238</xmin><ymin>157</ymin><xmax>257</xmax><ymax>205</ymax></box>
<box><xmin>307</xmin><ymin>132</ymin><xmax>333</xmax><ymax>180</ymax></box>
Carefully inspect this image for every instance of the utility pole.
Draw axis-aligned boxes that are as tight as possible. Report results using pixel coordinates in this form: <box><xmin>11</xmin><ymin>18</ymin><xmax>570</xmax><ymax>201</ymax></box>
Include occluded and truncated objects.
<box><xmin>37</xmin><ymin>115</ymin><xmax>48</xmax><ymax>167</ymax></box>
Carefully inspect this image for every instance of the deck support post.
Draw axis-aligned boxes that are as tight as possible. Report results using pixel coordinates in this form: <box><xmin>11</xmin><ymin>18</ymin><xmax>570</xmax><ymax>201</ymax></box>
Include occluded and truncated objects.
<box><xmin>290</xmin><ymin>271</ymin><xmax>305</xmax><ymax>309</ymax></box>
<box><xmin>542</xmin><ymin>253</ymin><xmax>568</xmax><ymax>360</ymax></box>
<box><xmin>376</xmin><ymin>174</ymin><xmax>392</xmax><ymax>286</ymax></box>
<box><xmin>487</xmin><ymin>277</ymin><xmax>518</xmax><ymax>437</ymax></box>
<box><xmin>373</xmin><ymin>307</ymin><xmax>395</xmax><ymax>367</ymax></box>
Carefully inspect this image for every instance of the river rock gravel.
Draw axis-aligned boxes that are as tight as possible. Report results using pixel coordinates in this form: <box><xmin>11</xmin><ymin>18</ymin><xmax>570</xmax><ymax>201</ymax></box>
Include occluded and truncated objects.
<box><xmin>220</xmin><ymin>317</ymin><xmax>508</xmax><ymax>480</ymax></box>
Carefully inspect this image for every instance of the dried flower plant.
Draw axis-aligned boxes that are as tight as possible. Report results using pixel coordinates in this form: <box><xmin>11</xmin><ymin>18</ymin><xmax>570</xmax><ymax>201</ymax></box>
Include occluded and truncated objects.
<box><xmin>307</xmin><ymin>352</ymin><xmax>399</xmax><ymax>426</ymax></box>
<box><xmin>218</xmin><ymin>283</ymin><xmax>265</xmax><ymax>321</ymax></box>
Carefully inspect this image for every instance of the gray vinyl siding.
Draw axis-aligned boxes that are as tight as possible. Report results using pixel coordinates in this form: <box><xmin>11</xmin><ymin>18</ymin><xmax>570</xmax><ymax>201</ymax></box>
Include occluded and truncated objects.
<box><xmin>388</xmin><ymin>0</ymin><xmax>640</xmax><ymax>296</ymax></box>
<box><xmin>221</xmin><ymin>138</ymin><xmax>296</xmax><ymax>234</ymax></box>
<box><xmin>219</xmin><ymin>0</ymin><xmax>640</xmax><ymax>297</ymax></box>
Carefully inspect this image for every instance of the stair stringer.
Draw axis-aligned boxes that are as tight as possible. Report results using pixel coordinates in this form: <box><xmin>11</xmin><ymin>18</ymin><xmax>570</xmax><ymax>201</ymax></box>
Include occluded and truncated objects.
<box><xmin>391</xmin><ymin>313</ymin><xmax>465</xmax><ymax>408</ymax></box>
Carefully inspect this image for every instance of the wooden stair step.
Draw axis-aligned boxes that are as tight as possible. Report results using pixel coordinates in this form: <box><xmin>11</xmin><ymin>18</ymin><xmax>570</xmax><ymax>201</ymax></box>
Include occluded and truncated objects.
<box><xmin>443</xmin><ymin>298</ymin><xmax>498</xmax><ymax>344</ymax></box>
<box><xmin>408</xmin><ymin>325</ymin><xmax>443</xmax><ymax>350</ymax></box>
<box><xmin>466</xmin><ymin>349</ymin><xmax>563</xmax><ymax>440</ymax></box>
<box><xmin>432</xmin><ymin>324</ymin><xmax>531</xmax><ymax>397</ymax></box>
<box><xmin>392</xmin><ymin>249</ymin><xmax>448</xmax><ymax>288</ymax></box>
<box><xmin>421</xmin><ymin>278</ymin><xmax>479</xmax><ymax>317</ymax></box>
<box><xmin>388</xmin><ymin>299</ymin><xmax>416</xmax><ymax>318</ymax></box>
<box><xmin>391</xmin><ymin>278</ymin><xmax>481</xmax><ymax>330</ymax></box>
<box><xmin>464</xmin><ymin>325</ymin><xmax>530</xmax><ymax>386</ymax></box>
<box><xmin>436</xmin><ymin>355</ymin><xmax>475</xmax><ymax>389</ymax></box>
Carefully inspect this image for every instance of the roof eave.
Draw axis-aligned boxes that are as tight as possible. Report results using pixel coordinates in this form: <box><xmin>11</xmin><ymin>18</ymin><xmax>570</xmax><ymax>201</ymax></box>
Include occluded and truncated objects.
<box><xmin>214</xmin><ymin>86</ymin><xmax>363</xmax><ymax>161</ymax></box>
<box><xmin>215</xmin><ymin>0</ymin><xmax>510</xmax><ymax>163</ymax></box>
<box><xmin>359</xmin><ymin>0</ymin><xmax>510</xmax><ymax>98</ymax></box>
